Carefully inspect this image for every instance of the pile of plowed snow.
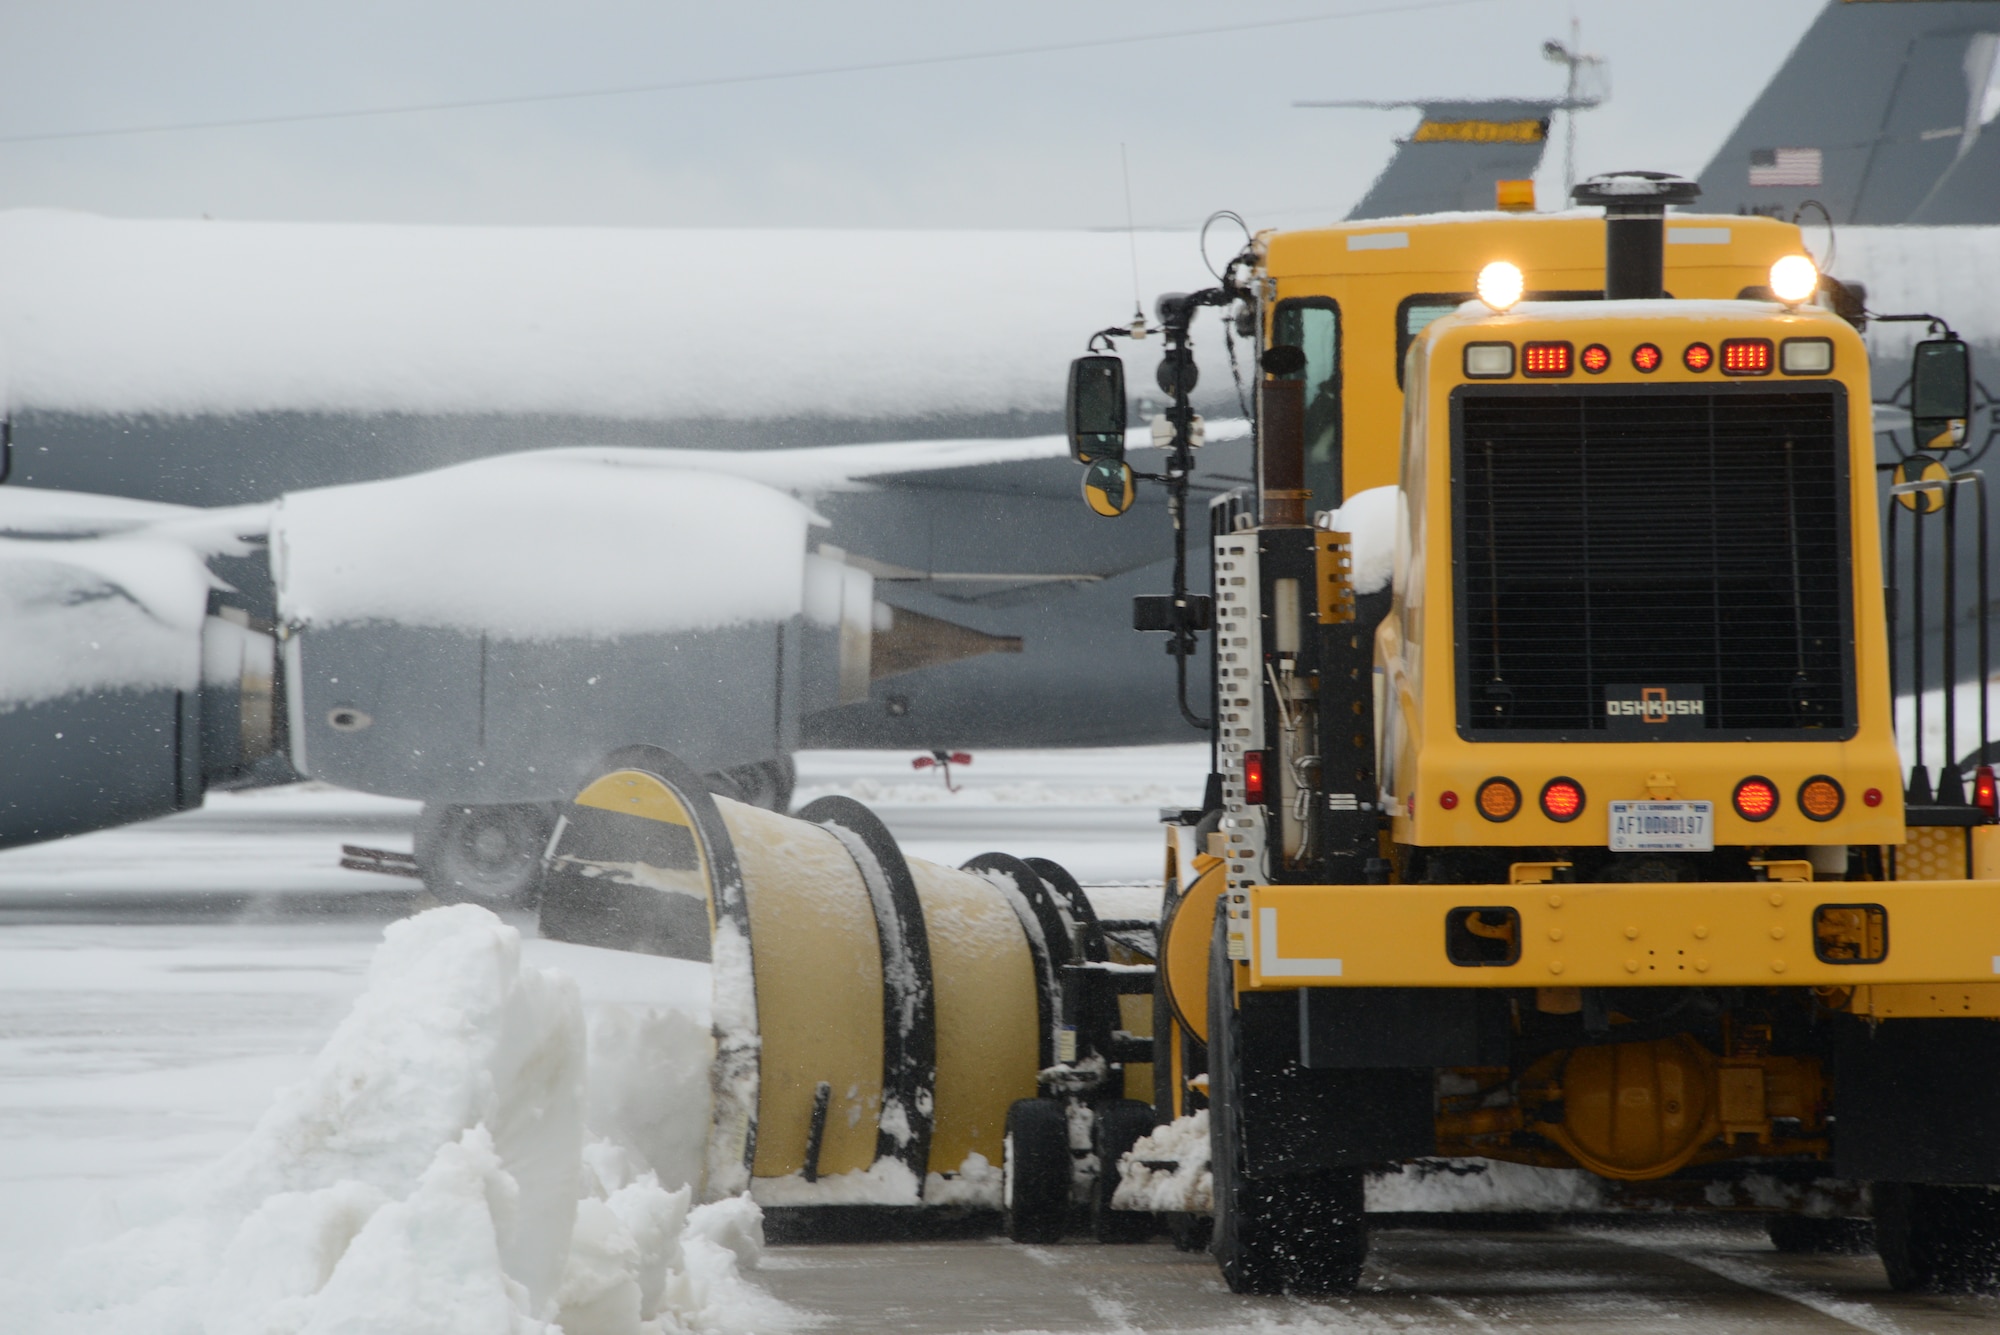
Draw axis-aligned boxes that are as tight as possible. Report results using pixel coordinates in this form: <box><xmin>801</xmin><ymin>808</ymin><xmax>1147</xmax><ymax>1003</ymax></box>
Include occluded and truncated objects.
<box><xmin>10</xmin><ymin>905</ymin><xmax>791</xmax><ymax>1335</ymax></box>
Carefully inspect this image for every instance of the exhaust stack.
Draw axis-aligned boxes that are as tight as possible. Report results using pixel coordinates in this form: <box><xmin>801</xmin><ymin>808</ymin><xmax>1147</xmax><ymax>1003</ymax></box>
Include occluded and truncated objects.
<box><xmin>1258</xmin><ymin>376</ymin><xmax>1310</xmax><ymax>527</ymax></box>
<box><xmin>1572</xmin><ymin>171</ymin><xmax>1700</xmax><ymax>301</ymax></box>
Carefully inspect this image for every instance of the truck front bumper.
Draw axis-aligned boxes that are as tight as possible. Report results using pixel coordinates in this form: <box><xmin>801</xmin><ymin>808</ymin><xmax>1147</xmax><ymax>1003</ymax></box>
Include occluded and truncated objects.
<box><xmin>1248</xmin><ymin>880</ymin><xmax>2000</xmax><ymax>991</ymax></box>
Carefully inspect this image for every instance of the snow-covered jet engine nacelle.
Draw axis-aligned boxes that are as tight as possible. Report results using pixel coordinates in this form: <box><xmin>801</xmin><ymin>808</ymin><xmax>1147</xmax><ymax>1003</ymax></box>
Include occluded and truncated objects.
<box><xmin>0</xmin><ymin>525</ymin><xmax>277</xmax><ymax>848</ymax></box>
<box><xmin>268</xmin><ymin>450</ymin><xmax>908</xmax><ymax>901</ymax></box>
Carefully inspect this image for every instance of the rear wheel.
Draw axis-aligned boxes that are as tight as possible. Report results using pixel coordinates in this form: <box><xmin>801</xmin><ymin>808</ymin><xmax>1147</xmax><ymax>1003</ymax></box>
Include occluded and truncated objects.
<box><xmin>414</xmin><ymin>801</ymin><xmax>555</xmax><ymax>908</ymax></box>
<box><xmin>1207</xmin><ymin>914</ymin><xmax>1367</xmax><ymax>1295</ymax></box>
<box><xmin>1091</xmin><ymin>1099</ymin><xmax>1158</xmax><ymax>1243</ymax></box>
<box><xmin>1004</xmin><ymin>1098</ymin><xmax>1072</xmax><ymax>1244</ymax></box>
<box><xmin>1876</xmin><ymin>1183</ymin><xmax>2000</xmax><ymax>1292</ymax></box>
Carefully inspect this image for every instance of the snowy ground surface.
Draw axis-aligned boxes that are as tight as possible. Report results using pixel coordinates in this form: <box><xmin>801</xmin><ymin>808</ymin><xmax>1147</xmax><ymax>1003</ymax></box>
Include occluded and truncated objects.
<box><xmin>0</xmin><ymin>747</ymin><xmax>1203</xmax><ymax>1289</ymax></box>
<box><xmin>1</xmin><ymin>745</ymin><xmax>1994</xmax><ymax>1331</ymax></box>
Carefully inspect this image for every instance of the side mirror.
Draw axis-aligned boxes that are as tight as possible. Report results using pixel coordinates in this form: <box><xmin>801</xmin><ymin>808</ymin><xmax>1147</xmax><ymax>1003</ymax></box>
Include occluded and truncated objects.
<box><xmin>1912</xmin><ymin>337</ymin><xmax>1972</xmax><ymax>449</ymax></box>
<box><xmin>1065</xmin><ymin>355</ymin><xmax>1127</xmax><ymax>464</ymax></box>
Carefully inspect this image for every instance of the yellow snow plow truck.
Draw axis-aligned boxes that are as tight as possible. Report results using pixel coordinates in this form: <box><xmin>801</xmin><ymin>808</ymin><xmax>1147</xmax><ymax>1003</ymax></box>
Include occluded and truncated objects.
<box><xmin>1047</xmin><ymin>171</ymin><xmax>2000</xmax><ymax>1295</ymax></box>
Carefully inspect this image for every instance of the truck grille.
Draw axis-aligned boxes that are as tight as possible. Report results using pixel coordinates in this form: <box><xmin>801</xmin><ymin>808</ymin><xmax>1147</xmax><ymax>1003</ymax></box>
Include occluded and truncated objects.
<box><xmin>1453</xmin><ymin>386</ymin><xmax>1854</xmax><ymax>738</ymax></box>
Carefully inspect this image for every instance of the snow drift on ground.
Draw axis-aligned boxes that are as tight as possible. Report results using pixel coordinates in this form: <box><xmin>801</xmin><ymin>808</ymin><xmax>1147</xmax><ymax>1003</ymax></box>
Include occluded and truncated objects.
<box><xmin>1113</xmin><ymin>1112</ymin><xmax>1211</xmax><ymax>1213</ymax></box>
<box><xmin>273</xmin><ymin>451</ymin><xmax>818</xmax><ymax>639</ymax></box>
<box><xmin>0</xmin><ymin>210</ymin><xmax>1221</xmax><ymax>421</ymax></box>
<box><xmin>6</xmin><ymin>905</ymin><xmax>793</xmax><ymax>1335</ymax></box>
<box><xmin>1113</xmin><ymin>1112</ymin><xmax>1610</xmax><ymax>1215</ymax></box>
<box><xmin>1367</xmin><ymin>1159</ymin><xmax>1607</xmax><ymax>1213</ymax></box>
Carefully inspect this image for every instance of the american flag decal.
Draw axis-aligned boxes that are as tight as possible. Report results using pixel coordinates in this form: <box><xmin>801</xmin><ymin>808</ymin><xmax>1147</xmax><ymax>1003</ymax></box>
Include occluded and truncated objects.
<box><xmin>1749</xmin><ymin>147</ymin><xmax>1822</xmax><ymax>187</ymax></box>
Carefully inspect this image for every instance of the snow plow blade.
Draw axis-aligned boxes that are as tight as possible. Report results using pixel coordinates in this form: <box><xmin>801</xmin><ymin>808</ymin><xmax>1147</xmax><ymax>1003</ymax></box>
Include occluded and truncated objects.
<box><xmin>538</xmin><ymin>744</ymin><xmax>1083</xmax><ymax>1209</ymax></box>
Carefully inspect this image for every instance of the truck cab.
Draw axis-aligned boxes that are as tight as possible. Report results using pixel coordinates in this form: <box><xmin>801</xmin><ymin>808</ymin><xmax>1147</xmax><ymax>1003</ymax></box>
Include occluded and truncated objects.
<box><xmin>1072</xmin><ymin>174</ymin><xmax>2000</xmax><ymax>1297</ymax></box>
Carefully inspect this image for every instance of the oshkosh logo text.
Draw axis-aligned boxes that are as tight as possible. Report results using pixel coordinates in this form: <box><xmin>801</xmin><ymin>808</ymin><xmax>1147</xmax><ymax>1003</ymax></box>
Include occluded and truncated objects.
<box><xmin>1606</xmin><ymin>693</ymin><xmax>1705</xmax><ymax>720</ymax></box>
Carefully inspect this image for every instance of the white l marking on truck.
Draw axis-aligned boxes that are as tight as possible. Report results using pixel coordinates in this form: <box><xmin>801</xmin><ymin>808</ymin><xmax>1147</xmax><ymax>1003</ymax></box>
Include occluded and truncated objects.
<box><xmin>1258</xmin><ymin>906</ymin><xmax>1344</xmax><ymax>977</ymax></box>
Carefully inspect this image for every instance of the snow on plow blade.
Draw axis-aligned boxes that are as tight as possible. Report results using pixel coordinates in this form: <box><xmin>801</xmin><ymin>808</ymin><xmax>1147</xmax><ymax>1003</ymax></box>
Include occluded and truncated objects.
<box><xmin>539</xmin><ymin>744</ymin><xmax>1069</xmax><ymax>1210</ymax></box>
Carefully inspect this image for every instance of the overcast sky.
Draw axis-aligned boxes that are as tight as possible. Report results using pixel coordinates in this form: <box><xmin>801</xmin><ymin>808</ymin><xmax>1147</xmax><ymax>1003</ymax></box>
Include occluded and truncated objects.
<box><xmin>0</xmin><ymin>1</ymin><xmax>1824</xmax><ymax>231</ymax></box>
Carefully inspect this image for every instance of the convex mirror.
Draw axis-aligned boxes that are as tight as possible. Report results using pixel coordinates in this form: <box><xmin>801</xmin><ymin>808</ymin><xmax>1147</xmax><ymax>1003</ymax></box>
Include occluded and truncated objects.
<box><xmin>1066</xmin><ymin>355</ymin><xmax>1127</xmax><ymax>464</ymax></box>
<box><xmin>1081</xmin><ymin>457</ymin><xmax>1136</xmax><ymax>517</ymax></box>
<box><xmin>1912</xmin><ymin>337</ymin><xmax>1972</xmax><ymax>450</ymax></box>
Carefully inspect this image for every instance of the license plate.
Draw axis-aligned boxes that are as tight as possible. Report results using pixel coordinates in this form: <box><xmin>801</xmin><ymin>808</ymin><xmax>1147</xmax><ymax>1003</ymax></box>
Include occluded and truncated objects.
<box><xmin>1608</xmin><ymin>800</ymin><xmax>1714</xmax><ymax>852</ymax></box>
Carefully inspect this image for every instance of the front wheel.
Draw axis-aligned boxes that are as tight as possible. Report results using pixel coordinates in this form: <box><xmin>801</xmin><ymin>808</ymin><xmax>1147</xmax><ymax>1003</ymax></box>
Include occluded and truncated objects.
<box><xmin>1876</xmin><ymin>1183</ymin><xmax>2000</xmax><ymax>1292</ymax></box>
<box><xmin>1207</xmin><ymin>910</ymin><xmax>1367</xmax><ymax>1295</ymax></box>
<box><xmin>1004</xmin><ymin>1098</ymin><xmax>1072</xmax><ymax>1244</ymax></box>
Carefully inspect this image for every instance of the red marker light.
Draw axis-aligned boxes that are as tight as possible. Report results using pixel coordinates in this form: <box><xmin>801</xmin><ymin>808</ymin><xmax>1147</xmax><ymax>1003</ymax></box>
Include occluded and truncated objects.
<box><xmin>1580</xmin><ymin>344</ymin><xmax>1611</xmax><ymax>374</ymax></box>
<box><xmin>1733</xmin><ymin>776</ymin><xmax>1778</xmax><ymax>821</ymax></box>
<box><xmin>1244</xmin><ymin>750</ymin><xmax>1266</xmax><ymax>804</ymax></box>
<box><xmin>1522</xmin><ymin>341</ymin><xmax>1574</xmax><ymax>377</ymax></box>
<box><xmin>1440</xmin><ymin>790</ymin><xmax>1460</xmax><ymax>810</ymax></box>
<box><xmin>1863</xmin><ymin>787</ymin><xmax>1883</xmax><ymax>808</ymax></box>
<box><xmin>1684</xmin><ymin>343</ymin><xmax>1714</xmax><ymax>372</ymax></box>
<box><xmin>1721</xmin><ymin>338</ymin><xmax>1774</xmax><ymax>376</ymax></box>
<box><xmin>1976</xmin><ymin>765</ymin><xmax>1997</xmax><ymax>818</ymax></box>
<box><xmin>1540</xmin><ymin>778</ymin><xmax>1585</xmax><ymax>822</ymax></box>
<box><xmin>1633</xmin><ymin>343</ymin><xmax>1663</xmax><ymax>373</ymax></box>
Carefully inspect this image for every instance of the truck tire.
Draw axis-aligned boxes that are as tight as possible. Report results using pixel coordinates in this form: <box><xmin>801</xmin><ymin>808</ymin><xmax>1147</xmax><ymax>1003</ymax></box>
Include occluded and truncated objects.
<box><xmin>1876</xmin><ymin>1183</ymin><xmax>2000</xmax><ymax>1292</ymax></box>
<box><xmin>1004</xmin><ymin>1098</ymin><xmax>1071</xmax><ymax>1244</ymax></box>
<box><xmin>1091</xmin><ymin>1099</ymin><xmax>1158</xmax><ymax>1243</ymax></box>
<box><xmin>1208</xmin><ymin>914</ymin><xmax>1367</xmax><ymax>1295</ymax></box>
<box><xmin>414</xmin><ymin>801</ymin><xmax>555</xmax><ymax>909</ymax></box>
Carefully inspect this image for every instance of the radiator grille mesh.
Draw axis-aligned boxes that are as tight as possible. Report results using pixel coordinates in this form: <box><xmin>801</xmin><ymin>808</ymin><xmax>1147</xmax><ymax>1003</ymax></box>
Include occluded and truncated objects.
<box><xmin>1454</xmin><ymin>387</ymin><xmax>1853</xmax><ymax>737</ymax></box>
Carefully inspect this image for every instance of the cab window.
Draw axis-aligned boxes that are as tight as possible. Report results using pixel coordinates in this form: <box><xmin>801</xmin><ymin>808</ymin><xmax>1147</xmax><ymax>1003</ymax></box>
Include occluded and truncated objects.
<box><xmin>1396</xmin><ymin>294</ymin><xmax>1470</xmax><ymax>388</ymax></box>
<box><xmin>1271</xmin><ymin>297</ymin><xmax>1341</xmax><ymax>510</ymax></box>
<box><xmin>1396</xmin><ymin>290</ymin><xmax>1602</xmax><ymax>386</ymax></box>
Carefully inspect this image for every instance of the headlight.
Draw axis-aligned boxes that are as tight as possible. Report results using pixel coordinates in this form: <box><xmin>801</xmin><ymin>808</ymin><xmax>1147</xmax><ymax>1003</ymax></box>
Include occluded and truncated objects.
<box><xmin>1476</xmin><ymin>261</ymin><xmax>1524</xmax><ymax>313</ymax></box>
<box><xmin>1769</xmin><ymin>254</ymin><xmax>1819</xmax><ymax>305</ymax></box>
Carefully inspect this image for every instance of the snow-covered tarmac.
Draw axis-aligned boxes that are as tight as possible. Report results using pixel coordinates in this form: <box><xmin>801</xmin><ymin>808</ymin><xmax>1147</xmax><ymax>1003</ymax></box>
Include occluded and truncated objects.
<box><xmin>0</xmin><ymin>747</ymin><xmax>1201</xmax><ymax>1282</ymax></box>
<box><xmin>2</xmin><ymin>744</ymin><xmax>1996</xmax><ymax>1330</ymax></box>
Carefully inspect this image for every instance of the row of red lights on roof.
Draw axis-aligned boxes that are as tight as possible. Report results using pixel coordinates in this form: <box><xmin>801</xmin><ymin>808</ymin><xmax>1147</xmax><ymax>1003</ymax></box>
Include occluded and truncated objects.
<box><xmin>1465</xmin><ymin>337</ymin><xmax>1835</xmax><ymax>380</ymax></box>
<box><xmin>1432</xmin><ymin>775</ymin><xmax>1872</xmax><ymax>823</ymax></box>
